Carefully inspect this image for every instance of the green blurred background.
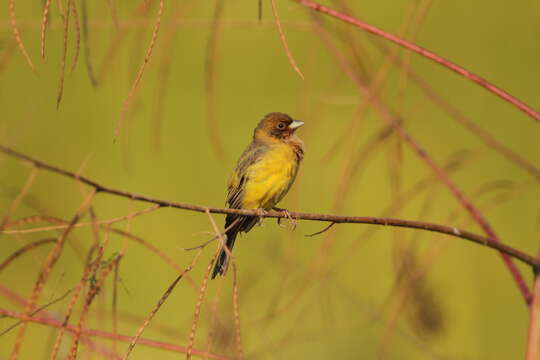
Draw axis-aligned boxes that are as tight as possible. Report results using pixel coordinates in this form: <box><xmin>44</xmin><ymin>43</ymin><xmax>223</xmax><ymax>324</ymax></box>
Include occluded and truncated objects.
<box><xmin>1</xmin><ymin>0</ymin><xmax>540</xmax><ymax>358</ymax></box>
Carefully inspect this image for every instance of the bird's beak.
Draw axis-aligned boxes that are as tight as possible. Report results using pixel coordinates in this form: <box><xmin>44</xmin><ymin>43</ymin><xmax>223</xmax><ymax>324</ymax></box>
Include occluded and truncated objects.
<box><xmin>288</xmin><ymin>120</ymin><xmax>304</xmax><ymax>130</ymax></box>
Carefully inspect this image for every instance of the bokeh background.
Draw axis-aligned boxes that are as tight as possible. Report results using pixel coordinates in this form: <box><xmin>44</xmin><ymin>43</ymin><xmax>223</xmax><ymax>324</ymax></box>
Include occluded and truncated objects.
<box><xmin>1</xmin><ymin>0</ymin><xmax>540</xmax><ymax>359</ymax></box>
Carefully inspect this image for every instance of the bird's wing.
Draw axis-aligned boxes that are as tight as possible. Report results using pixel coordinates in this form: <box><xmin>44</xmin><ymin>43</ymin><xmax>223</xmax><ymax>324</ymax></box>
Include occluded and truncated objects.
<box><xmin>226</xmin><ymin>143</ymin><xmax>267</xmax><ymax>209</ymax></box>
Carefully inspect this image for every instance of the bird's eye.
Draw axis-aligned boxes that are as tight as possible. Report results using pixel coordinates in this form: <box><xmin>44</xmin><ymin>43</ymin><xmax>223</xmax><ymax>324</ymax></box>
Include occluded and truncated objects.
<box><xmin>277</xmin><ymin>122</ymin><xmax>286</xmax><ymax>130</ymax></box>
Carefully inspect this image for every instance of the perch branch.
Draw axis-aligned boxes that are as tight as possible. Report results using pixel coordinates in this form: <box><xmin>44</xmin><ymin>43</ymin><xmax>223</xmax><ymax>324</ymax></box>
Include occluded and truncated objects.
<box><xmin>0</xmin><ymin>145</ymin><xmax>538</xmax><ymax>271</ymax></box>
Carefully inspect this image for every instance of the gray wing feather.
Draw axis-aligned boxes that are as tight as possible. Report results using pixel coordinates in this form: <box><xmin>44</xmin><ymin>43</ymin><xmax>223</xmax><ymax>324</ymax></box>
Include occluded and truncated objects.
<box><xmin>226</xmin><ymin>143</ymin><xmax>267</xmax><ymax>209</ymax></box>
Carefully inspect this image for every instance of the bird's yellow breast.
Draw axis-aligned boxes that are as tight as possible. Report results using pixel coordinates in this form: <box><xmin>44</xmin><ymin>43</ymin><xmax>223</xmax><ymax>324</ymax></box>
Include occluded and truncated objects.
<box><xmin>241</xmin><ymin>143</ymin><xmax>299</xmax><ymax>210</ymax></box>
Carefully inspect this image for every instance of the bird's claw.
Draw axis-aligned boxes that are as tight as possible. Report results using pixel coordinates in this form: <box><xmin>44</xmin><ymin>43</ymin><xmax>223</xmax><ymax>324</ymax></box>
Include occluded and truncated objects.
<box><xmin>273</xmin><ymin>207</ymin><xmax>297</xmax><ymax>231</ymax></box>
<box><xmin>255</xmin><ymin>208</ymin><xmax>268</xmax><ymax>224</ymax></box>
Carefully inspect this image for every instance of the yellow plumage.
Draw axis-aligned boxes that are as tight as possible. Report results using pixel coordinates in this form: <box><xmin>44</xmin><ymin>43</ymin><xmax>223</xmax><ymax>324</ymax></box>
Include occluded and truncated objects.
<box><xmin>238</xmin><ymin>142</ymin><xmax>299</xmax><ymax>210</ymax></box>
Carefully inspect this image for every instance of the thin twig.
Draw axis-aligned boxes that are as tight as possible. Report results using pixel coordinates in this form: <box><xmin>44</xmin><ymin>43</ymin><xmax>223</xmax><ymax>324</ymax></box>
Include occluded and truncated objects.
<box><xmin>526</xmin><ymin>272</ymin><xmax>540</xmax><ymax>359</ymax></box>
<box><xmin>50</xmin><ymin>226</ymin><xmax>111</xmax><ymax>360</ymax></box>
<box><xmin>526</xmin><ymin>245</ymin><xmax>540</xmax><ymax>359</ymax></box>
<box><xmin>1</xmin><ymin>166</ymin><xmax>38</xmax><ymax>229</ymax></box>
<box><xmin>272</xmin><ymin>0</ymin><xmax>304</xmax><ymax>80</ymax></box>
<box><xmin>0</xmin><ymin>288</ymin><xmax>72</xmax><ymax>336</ymax></box>
<box><xmin>9</xmin><ymin>0</ymin><xmax>36</xmax><ymax>73</ymax></box>
<box><xmin>122</xmin><ymin>254</ymin><xmax>199</xmax><ymax>359</ymax></box>
<box><xmin>67</xmin><ymin>254</ymin><xmax>122</xmax><ymax>359</ymax></box>
<box><xmin>205</xmin><ymin>0</ymin><xmax>227</xmax><ymax>160</ymax></box>
<box><xmin>186</xmin><ymin>258</ymin><xmax>214</xmax><ymax>360</ymax></box>
<box><xmin>40</xmin><ymin>0</ymin><xmax>52</xmax><ymax>58</ymax></box>
<box><xmin>105</xmin><ymin>0</ymin><xmax>119</xmax><ymax>30</ymax></box>
<box><xmin>116</xmin><ymin>0</ymin><xmax>164</xmax><ymax>141</ymax></box>
<box><xmin>204</xmin><ymin>275</ymin><xmax>225</xmax><ymax>359</ymax></box>
<box><xmin>184</xmin><ymin>218</ymin><xmax>242</xmax><ymax>252</ymax></box>
<box><xmin>231</xmin><ymin>263</ymin><xmax>244</xmax><ymax>360</ymax></box>
<box><xmin>80</xmin><ymin>0</ymin><xmax>97</xmax><ymax>86</ymax></box>
<box><xmin>184</xmin><ymin>238</ymin><xmax>217</xmax><ymax>251</ymax></box>
<box><xmin>152</xmin><ymin>3</ymin><xmax>184</xmax><ymax>154</ymax></box>
<box><xmin>304</xmin><ymin>222</ymin><xmax>336</xmax><ymax>237</ymax></box>
<box><xmin>112</xmin><ymin>255</ymin><xmax>119</xmax><ymax>357</ymax></box>
<box><xmin>69</xmin><ymin>0</ymin><xmax>81</xmax><ymax>74</ymax></box>
<box><xmin>96</xmin><ymin>0</ymin><xmax>152</xmax><ymax>83</ymax></box>
<box><xmin>2</xmin><ymin>205</ymin><xmax>160</xmax><ymax>234</ymax></box>
<box><xmin>56</xmin><ymin>0</ymin><xmax>72</xmax><ymax>108</ymax></box>
<box><xmin>0</xmin><ymin>238</ymin><xmax>55</xmax><ymax>272</ymax></box>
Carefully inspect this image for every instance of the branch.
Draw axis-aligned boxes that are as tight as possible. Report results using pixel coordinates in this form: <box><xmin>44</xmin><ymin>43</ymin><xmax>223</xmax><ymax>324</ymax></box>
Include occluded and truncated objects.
<box><xmin>294</xmin><ymin>0</ymin><xmax>540</xmax><ymax>124</ymax></box>
<box><xmin>1</xmin><ymin>145</ymin><xmax>539</xmax><ymax>270</ymax></box>
<box><xmin>527</xmin><ymin>270</ymin><xmax>540</xmax><ymax>359</ymax></box>
<box><xmin>526</xmin><ymin>247</ymin><xmax>540</xmax><ymax>359</ymax></box>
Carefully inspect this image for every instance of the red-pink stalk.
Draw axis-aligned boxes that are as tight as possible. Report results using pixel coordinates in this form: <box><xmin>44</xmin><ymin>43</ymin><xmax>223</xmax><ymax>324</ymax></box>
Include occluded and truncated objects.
<box><xmin>295</xmin><ymin>0</ymin><xmax>540</xmax><ymax>124</ymax></box>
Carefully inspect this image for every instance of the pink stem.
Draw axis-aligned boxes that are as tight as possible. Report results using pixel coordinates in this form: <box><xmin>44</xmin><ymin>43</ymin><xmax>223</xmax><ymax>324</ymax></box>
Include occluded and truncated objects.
<box><xmin>295</xmin><ymin>0</ymin><xmax>540</xmax><ymax>124</ymax></box>
<box><xmin>0</xmin><ymin>307</ymin><xmax>231</xmax><ymax>360</ymax></box>
<box><xmin>526</xmin><ymin>275</ymin><xmax>540</xmax><ymax>359</ymax></box>
<box><xmin>526</xmin><ymin>247</ymin><xmax>540</xmax><ymax>359</ymax></box>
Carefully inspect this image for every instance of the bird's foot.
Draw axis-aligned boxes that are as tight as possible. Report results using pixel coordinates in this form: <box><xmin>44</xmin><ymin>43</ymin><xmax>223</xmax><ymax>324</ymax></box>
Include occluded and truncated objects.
<box><xmin>255</xmin><ymin>208</ymin><xmax>268</xmax><ymax>224</ymax></box>
<box><xmin>273</xmin><ymin>207</ymin><xmax>297</xmax><ymax>231</ymax></box>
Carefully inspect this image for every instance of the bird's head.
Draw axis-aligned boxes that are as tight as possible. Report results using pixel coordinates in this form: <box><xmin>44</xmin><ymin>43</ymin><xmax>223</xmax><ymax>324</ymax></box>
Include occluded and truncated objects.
<box><xmin>254</xmin><ymin>112</ymin><xmax>304</xmax><ymax>141</ymax></box>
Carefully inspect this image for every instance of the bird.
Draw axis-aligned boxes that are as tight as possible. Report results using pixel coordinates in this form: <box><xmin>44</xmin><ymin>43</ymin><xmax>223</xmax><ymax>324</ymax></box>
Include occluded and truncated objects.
<box><xmin>211</xmin><ymin>112</ymin><xmax>305</xmax><ymax>278</ymax></box>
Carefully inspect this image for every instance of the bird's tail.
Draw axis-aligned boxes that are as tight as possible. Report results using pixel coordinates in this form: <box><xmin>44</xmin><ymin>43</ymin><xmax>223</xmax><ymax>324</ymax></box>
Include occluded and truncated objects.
<box><xmin>211</xmin><ymin>215</ymin><xmax>240</xmax><ymax>279</ymax></box>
